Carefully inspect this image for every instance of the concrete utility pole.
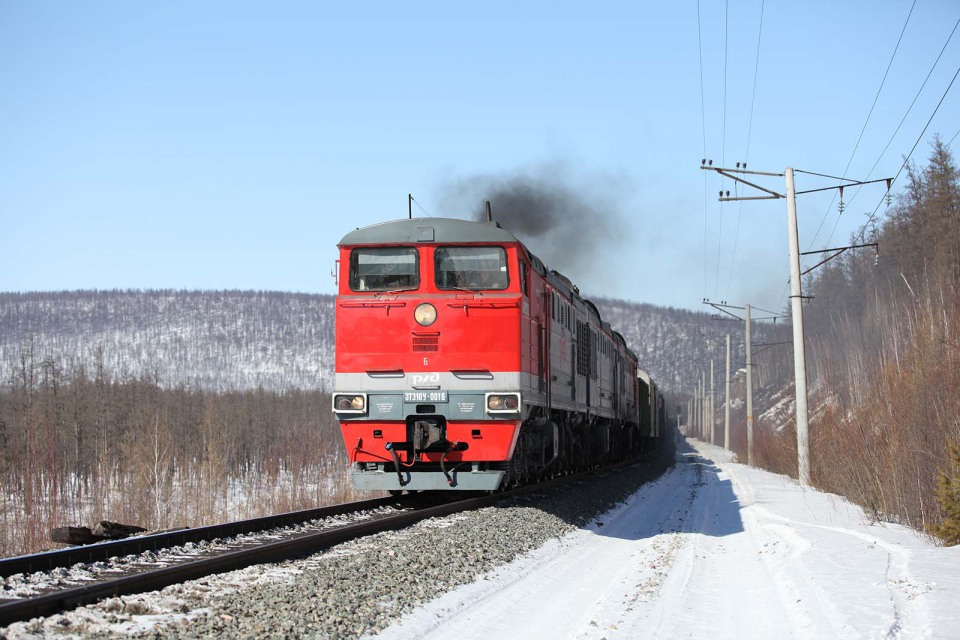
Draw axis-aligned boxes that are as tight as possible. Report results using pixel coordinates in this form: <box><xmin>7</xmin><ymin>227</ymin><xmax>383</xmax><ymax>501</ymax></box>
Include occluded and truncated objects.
<box><xmin>696</xmin><ymin>381</ymin><xmax>701</xmax><ymax>439</ymax></box>
<box><xmin>703</xmin><ymin>298</ymin><xmax>784</xmax><ymax>465</ymax></box>
<box><xmin>785</xmin><ymin>168</ymin><xmax>811</xmax><ymax>486</ymax></box>
<box><xmin>693</xmin><ymin>380</ymin><xmax>698</xmax><ymax>438</ymax></box>
<box><xmin>693</xmin><ymin>377</ymin><xmax>698</xmax><ymax>438</ymax></box>
<box><xmin>700</xmin><ymin>372</ymin><xmax>706</xmax><ymax>441</ymax></box>
<box><xmin>745</xmin><ymin>304</ymin><xmax>754</xmax><ymax>466</ymax></box>
<box><xmin>709</xmin><ymin>358</ymin><xmax>715</xmax><ymax>445</ymax></box>
<box><xmin>724</xmin><ymin>334</ymin><xmax>731</xmax><ymax>450</ymax></box>
<box><xmin>698</xmin><ymin>163</ymin><xmax>888</xmax><ymax>485</ymax></box>
<box><xmin>696</xmin><ymin>374</ymin><xmax>701</xmax><ymax>439</ymax></box>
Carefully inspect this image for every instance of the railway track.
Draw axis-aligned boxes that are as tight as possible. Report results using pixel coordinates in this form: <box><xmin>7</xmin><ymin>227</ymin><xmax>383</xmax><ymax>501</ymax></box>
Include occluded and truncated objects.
<box><xmin>0</xmin><ymin>493</ymin><xmax>457</xmax><ymax>627</ymax></box>
<box><xmin>0</xmin><ymin>459</ymin><xmax>651</xmax><ymax>628</ymax></box>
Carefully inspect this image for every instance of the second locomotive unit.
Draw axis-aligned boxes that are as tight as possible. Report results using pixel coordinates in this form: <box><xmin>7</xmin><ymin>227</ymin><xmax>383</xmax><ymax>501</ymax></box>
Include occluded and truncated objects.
<box><xmin>332</xmin><ymin>216</ymin><xmax>663</xmax><ymax>491</ymax></box>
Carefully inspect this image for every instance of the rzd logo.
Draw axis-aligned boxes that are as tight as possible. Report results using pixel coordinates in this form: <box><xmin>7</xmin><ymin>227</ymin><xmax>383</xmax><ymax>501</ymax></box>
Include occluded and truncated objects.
<box><xmin>410</xmin><ymin>372</ymin><xmax>440</xmax><ymax>386</ymax></box>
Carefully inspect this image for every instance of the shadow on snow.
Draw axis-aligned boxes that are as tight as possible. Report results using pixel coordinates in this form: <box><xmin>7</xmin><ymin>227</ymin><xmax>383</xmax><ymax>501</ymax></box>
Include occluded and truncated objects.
<box><xmin>499</xmin><ymin>435</ymin><xmax>745</xmax><ymax>542</ymax></box>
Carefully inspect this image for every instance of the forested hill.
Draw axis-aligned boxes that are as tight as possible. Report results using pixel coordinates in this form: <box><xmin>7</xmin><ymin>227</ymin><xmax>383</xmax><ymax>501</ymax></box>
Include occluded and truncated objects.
<box><xmin>0</xmin><ymin>290</ymin><xmax>782</xmax><ymax>396</ymax></box>
<box><xmin>0</xmin><ymin>290</ymin><xmax>336</xmax><ymax>392</ymax></box>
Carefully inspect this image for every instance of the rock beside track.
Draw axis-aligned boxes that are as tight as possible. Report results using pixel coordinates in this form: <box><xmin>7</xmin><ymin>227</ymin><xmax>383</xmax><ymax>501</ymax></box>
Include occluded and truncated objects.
<box><xmin>4</xmin><ymin>451</ymin><xmax>672</xmax><ymax>640</ymax></box>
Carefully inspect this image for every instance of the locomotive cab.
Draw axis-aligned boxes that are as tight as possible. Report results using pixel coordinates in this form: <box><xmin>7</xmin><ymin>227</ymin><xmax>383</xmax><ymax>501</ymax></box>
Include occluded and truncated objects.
<box><xmin>334</xmin><ymin>218</ymin><xmax>531</xmax><ymax>491</ymax></box>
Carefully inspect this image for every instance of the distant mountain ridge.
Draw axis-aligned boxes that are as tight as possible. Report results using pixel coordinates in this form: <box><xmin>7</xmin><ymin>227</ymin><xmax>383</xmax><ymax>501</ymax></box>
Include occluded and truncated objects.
<box><xmin>0</xmin><ymin>290</ymin><xmax>782</xmax><ymax>396</ymax></box>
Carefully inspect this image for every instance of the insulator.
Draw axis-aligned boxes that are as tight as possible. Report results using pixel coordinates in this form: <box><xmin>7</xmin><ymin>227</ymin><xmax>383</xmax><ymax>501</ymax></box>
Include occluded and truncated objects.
<box><xmin>725</xmin><ymin>190</ymin><xmax>730</xmax><ymax>197</ymax></box>
<box><xmin>719</xmin><ymin>191</ymin><xmax>724</xmax><ymax>197</ymax></box>
<box><xmin>708</xmin><ymin>160</ymin><xmax>713</xmax><ymax>166</ymax></box>
<box><xmin>701</xmin><ymin>158</ymin><xmax>706</xmax><ymax>165</ymax></box>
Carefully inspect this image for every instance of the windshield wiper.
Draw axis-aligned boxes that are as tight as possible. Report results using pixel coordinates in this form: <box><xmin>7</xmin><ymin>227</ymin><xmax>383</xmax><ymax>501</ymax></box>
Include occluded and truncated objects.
<box><xmin>373</xmin><ymin>288</ymin><xmax>414</xmax><ymax>298</ymax></box>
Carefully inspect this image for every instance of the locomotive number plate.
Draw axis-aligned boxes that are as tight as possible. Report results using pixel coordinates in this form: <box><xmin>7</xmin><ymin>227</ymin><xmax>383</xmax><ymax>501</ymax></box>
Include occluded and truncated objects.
<box><xmin>404</xmin><ymin>391</ymin><xmax>448</xmax><ymax>403</ymax></box>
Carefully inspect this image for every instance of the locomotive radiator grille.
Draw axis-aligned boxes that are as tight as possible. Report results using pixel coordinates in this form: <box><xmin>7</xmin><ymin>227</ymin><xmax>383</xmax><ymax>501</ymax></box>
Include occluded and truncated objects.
<box><xmin>412</xmin><ymin>332</ymin><xmax>439</xmax><ymax>352</ymax></box>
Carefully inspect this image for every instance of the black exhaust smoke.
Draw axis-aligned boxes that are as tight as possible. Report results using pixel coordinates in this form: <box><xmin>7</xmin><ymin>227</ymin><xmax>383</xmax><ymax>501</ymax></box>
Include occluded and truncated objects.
<box><xmin>438</xmin><ymin>162</ymin><xmax>632</xmax><ymax>284</ymax></box>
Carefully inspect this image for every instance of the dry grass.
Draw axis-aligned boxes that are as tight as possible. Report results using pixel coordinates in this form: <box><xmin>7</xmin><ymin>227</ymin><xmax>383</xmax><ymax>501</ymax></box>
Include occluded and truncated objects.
<box><xmin>749</xmin><ymin>279</ymin><xmax>960</xmax><ymax>537</ymax></box>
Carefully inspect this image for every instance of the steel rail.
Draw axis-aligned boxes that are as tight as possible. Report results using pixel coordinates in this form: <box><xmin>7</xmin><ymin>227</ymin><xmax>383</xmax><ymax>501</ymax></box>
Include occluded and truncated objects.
<box><xmin>0</xmin><ymin>495</ymin><xmax>407</xmax><ymax>579</ymax></box>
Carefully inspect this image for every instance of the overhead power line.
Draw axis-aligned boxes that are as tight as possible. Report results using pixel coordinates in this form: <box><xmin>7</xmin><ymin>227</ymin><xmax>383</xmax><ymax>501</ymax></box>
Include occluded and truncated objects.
<box><xmin>743</xmin><ymin>0</ymin><xmax>765</xmax><ymax>167</ymax></box>
<box><xmin>696</xmin><ymin>0</ymin><xmax>709</xmax><ymax>298</ymax></box>
<box><xmin>806</xmin><ymin>0</ymin><xmax>917</xmax><ymax>254</ymax></box>
<box><xmin>863</xmin><ymin>62</ymin><xmax>960</xmax><ymax>224</ymax></box>
<box><xmin>715</xmin><ymin>0</ymin><xmax>730</xmax><ymax>299</ymax></box>
<box><xmin>831</xmin><ymin>14</ymin><xmax>960</xmax><ymax>236</ymax></box>
<box><xmin>725</xmin><ymin>0</ymin><xmax>765</xmax><ymax>301</ymax></box>
<box><xmin>949</xmin><ymin>127</ymin><xmax>960</xmax><ymax>148</ymax></box>
<box><xmin>696</xmin><ymin>0</ymin><xmax>707</xmax><ymax>159</ymax></box>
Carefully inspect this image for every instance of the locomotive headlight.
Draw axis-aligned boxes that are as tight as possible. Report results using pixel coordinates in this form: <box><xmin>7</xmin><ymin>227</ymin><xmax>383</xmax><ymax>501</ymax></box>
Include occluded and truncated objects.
<box><xmin>414</xmin><ymin>303</ymin><xmax>437</xmax><ymax>326</ymax></box>
<box><xmin>485</xmin><ymin>393</ymin><xmax>521</xmax><ymax>413</ymax></box>
<box><xmin>333</xmin><ymin>393</ymin><xmax>367</xmax><ymax>414</ymax></box>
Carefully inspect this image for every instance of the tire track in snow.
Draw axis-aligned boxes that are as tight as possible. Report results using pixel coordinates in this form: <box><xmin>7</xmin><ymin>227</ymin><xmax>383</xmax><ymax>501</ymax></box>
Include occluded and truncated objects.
<box><xmin>718</xmin><ymin>444</ymin><xmax>934</xmax><ymax>639</ymax></box>
<box><xmin>638</xmin><ymin>450</ymin><xmax>819</xmax><ymax>639</ymax></box>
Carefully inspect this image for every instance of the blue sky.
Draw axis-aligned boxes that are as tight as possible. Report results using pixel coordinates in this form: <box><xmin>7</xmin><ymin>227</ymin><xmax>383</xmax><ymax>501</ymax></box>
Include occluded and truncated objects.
<box><xmin>2</xmin><ymin>1</ymin><xmax>958</xmax><ymax>311</ymax></box>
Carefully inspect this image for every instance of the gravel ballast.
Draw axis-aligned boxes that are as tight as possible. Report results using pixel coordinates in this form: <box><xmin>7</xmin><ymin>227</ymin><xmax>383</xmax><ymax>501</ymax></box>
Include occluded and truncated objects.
<box><xmin>2</xmin><ymin>451</ymin><xmax>673</xmax><ymax>639</ymax></box>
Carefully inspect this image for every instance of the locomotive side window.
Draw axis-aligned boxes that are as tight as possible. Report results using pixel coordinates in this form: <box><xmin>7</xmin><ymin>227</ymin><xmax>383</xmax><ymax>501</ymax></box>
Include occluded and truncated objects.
<box><xmin>435</xmin><ymin>246</ymin><xmax>509</xmax><ymax>290</ymax></box>
<box><xmin>349</xmin><ymin>247</ymin><xmax>419</xmax><ymax>292</ymax></box>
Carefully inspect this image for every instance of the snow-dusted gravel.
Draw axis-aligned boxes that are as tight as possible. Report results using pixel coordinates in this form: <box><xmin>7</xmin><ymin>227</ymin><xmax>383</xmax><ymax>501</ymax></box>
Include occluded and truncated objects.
<box><xmin>1</xmin><ymin>456</ymin><xmax>669</xmax><ymax>639</ymax></box>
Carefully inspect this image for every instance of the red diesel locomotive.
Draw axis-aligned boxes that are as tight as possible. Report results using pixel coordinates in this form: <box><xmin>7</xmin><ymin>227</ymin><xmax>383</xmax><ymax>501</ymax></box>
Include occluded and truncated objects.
<box><xmin>333</xmin><ymin>217</ymin><xmax>663</xmax><ymax>492</ymax></box>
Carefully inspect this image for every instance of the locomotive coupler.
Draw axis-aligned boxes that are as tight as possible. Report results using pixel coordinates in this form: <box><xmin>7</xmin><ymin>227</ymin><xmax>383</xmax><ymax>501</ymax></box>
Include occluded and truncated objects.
<box><xmin>411</xmin><ymin>419</ymin><xmax>445</xmax><ymax>451</ymax></box>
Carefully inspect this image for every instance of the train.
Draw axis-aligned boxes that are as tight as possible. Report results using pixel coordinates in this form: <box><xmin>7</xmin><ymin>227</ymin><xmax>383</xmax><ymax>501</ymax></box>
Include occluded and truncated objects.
<box><xmin>332</xmin><ymin>216</ymin><xmax>665</xmax><ymax>492</ymax></box>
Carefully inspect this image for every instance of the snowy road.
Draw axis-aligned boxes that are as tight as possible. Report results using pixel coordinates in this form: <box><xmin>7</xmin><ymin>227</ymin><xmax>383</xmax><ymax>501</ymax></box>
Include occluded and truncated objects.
<box><xmin>377</xmin><ymin>439</ymin><xmax>960</xmax><ymax>640</ymax></box>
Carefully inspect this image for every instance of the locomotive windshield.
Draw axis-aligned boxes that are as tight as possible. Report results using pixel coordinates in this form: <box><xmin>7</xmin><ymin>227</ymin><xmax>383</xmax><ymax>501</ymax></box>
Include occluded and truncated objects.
<box><xmin>349</xmin><ymin>247</ymin><xmax>419</xmax><ymax>292</ymax></box>
<box><xmin>435</xmin><ymin>246</ymin><xmax>508</xmax><ymax>290</ymax></box>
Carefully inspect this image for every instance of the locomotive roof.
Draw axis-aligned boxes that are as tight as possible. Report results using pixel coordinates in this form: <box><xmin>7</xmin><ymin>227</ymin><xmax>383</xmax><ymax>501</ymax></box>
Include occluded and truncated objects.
<box><xmin>339</xmin><ymin>217</ymin><xmax>521</xmax><ymax>246</ymax></box>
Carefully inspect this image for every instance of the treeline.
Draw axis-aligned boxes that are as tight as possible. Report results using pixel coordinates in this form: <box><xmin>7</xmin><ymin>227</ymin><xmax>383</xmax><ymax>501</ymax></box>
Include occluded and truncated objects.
<box><xmin>758</xmin><ymin>137</ymin><xmax>960</xmax><ymax>540</ymax></box>
<box><xmin>0</xmin><ymin>348</ymin><xmax>356</xmax><ymax>557</ymax></box>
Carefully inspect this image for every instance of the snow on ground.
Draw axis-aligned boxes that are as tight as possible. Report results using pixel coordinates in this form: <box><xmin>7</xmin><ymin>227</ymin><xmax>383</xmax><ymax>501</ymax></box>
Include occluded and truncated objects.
<box><xmin>374</xmin><ymin>438</ymin><xmax>960</xmax><ymax>640</ymax></box>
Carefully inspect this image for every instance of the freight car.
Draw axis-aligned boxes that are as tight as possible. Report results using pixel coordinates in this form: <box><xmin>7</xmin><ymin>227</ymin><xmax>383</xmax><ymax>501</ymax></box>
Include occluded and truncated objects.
<box><xmin>332</xmin><ymin>216</ymin><xmax>663</xmax><ymax>491</ymax></box>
